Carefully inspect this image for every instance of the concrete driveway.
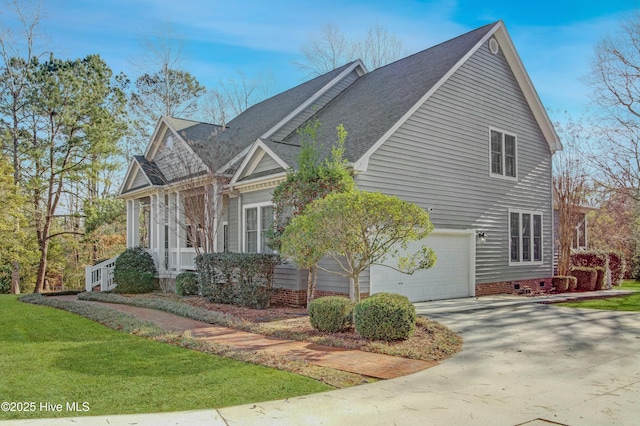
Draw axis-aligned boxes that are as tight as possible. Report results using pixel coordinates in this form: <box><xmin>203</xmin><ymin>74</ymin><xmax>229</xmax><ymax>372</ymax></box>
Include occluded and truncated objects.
<box><xmin>218</xmin><ymin>298</ymin><xmax>640</xmax><ymax>425</ymax></box>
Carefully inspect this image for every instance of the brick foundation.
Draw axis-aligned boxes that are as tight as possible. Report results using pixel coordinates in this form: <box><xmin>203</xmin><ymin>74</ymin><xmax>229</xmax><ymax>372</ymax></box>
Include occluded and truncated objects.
<box><xmin>270</xmin><ymin>288</ymin><xmax>369</xmax><ymax>307</ymax></box>
<box><xmin>475</xmin><ymin>277</ymin><xmax>552</xmax><ymax>296</ymax></box>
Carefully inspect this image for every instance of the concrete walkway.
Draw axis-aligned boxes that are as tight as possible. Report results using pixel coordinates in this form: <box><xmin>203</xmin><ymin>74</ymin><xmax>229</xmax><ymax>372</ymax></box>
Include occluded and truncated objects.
<box><xmin>4</xmin><ymin>291</ymin><xmax>639</xmax><ymax>425</ymax></box>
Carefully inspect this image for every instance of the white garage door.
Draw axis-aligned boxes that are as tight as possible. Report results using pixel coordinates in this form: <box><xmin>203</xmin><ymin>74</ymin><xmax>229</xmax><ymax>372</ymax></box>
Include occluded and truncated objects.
<box><xmin>370</xmin><ymin>230</ymin><xmax>475</xmax><ymax>302</ymax></box>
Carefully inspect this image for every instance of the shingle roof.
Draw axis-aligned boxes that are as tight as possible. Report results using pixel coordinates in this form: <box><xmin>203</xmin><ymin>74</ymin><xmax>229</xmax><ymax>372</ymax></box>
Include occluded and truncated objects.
<box><xmin>165</xmin><ymin>63</ymin><xmax>358</xmax><ymax>173</ymax></box>
<box><xmin>134</xmin><ymin>155</ymin><xmax>167</xmax><ymax>186</ymax></box>
<box><xmin>269</xmin><ymin>22</ymin><xmax>497</xmax><ymax>167</ymax></box>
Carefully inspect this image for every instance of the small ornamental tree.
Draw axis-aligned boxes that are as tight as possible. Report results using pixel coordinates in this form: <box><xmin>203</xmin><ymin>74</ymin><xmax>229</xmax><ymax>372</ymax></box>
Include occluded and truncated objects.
<box><xmin>281</xmin><ymin>190</ymin><xmax>436</xmax><ymax>303</ymax></box>
<box><xmin>269</xmin><ymin>119</ymin><xmax>354</xmax><ymax>305</ymax></box>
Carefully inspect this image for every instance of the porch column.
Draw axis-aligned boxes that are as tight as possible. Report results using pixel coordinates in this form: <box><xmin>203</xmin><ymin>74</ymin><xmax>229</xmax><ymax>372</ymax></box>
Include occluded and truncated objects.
<box><xmin>132</xmin><ymin>199</ymin><xmax>140</xmax><ymax>248</ymax></box>
<box><xmin>126</xmin><ymin>200</ymin><xmax>133</xmax><ymax>248</ymax></box>
<box><xmin>211</xmin><ymin>183</ymin><xmax>219</xmax><ymax>253</ymax></box>
<box><xmin>176</xmin><ymin>192</ymin><xmax>183</xmax><ymax>270</ymax></box>
<box><xmin>156</xmin><ymin>193</ymin><xmax>166</xmax><ymax>272</ymax></box>
<box><xmin>149</xmin><ymin>194</ymin><xmax>158</xmax><ymax>266</ymax></box>
<box><xmin>168</xmin><ymin>192</ymin><xmax>177</xmax><ymax>270</ymax></box>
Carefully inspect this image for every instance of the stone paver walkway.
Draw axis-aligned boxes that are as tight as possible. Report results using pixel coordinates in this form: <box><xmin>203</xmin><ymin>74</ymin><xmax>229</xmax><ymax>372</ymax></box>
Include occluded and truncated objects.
<box><xmin>52</xmin><ymin>296</ymin><xmax>434</xmax><ymax>379</ymax></box>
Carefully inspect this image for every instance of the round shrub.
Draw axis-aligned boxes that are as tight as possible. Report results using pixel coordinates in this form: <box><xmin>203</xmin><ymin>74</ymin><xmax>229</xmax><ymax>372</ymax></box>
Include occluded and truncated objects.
<box><xmin>175</xmin><ymin>272</ymin><xmax>199</xmax><ymax>296</ymax></box>
<box><xmin>113</xmin><ymin>246</ymin><xmax>157</xmax><ymax>294</ymax></box>
<box><xmin>354</xmin><ymin>292</ymin><xmax>416</xmax><ymax>341</ymax></box>
<box><xmin>308</xmin><ymin>296</ymin><xmax>354</xmax><ymax>332</ymax></box>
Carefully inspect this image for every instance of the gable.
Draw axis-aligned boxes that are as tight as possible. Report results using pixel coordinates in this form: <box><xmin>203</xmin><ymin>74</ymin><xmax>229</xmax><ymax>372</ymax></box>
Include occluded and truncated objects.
<box><xmin>153</xmin><ymin>127</ymin><xmax>208</xmax><ymax>182</ymax></box>
<box><xmin>234</xmin><ymin>142</ymin><xmax>287</xmax><ymax>184</ymax></box>
<box><xmin>130</xmin><ymin>165</ymin><xmax>150</xmax><ymax>189</ymax></box>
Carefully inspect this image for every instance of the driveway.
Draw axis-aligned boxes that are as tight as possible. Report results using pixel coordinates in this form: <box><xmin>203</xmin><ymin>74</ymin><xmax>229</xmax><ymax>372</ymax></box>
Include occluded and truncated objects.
<box><xmin>218</xmin><ymin>298</ymin><xmax>640</xmax><ymax>425</ymax></box>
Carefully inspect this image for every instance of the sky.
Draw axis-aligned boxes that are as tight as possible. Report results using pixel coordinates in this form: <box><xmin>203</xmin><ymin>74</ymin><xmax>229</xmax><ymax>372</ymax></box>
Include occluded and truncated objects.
<box><xmin>4</xmin><ymin>0</ymin><xmax>640</xmax><ymax>124</ymax></box>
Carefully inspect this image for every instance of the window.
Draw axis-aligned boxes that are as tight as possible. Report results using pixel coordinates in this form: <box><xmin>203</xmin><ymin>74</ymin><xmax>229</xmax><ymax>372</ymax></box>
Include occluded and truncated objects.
<box><xmin>490</xmin><ymin>129</ymin><xmax>517</xmax><ymax>178</ymax></box>
<box><xmin>509</xmin><ymin>210</ymin><xmax>542</xmax><ymax>264</ymax></box>
<box><xmin>244</xmin><ymin>204</ymin><xmax>274</xmax><ymax>253</ymax></box>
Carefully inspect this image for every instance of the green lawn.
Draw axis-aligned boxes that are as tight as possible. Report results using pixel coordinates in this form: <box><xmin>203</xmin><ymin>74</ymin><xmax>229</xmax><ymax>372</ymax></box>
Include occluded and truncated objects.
<box><xmin>620</xmin><ymin>280</ymin><xmax>640</xmax><ymax>291</ymax></box>
<box><xmin>557</xmin><ymin>280</ymin><xmax>640</xmax><ymax>311</ymax></box>
<box><xmin>0</xmin><ymin>295</ymin><xmax>331</xmax><ymax>420</ymax></box>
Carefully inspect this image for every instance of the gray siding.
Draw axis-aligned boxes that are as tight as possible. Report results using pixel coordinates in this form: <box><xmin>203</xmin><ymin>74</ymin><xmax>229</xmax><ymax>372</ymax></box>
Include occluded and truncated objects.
<box><xmin>131</xmin><ymin>168</ymin><xmax>148</xmax><ymax>189</ymax></box>
<box><xmin>271</xmin><ymin>70</ymin><xmax>360</xmax><ymax>141</ymax></box>
<box><xmin>356</xmin><ymin>40</ymin><xmax>553</xmax><ymax>284</ymax></box>
<box><xmin>155</xmin><ymin>130</ymin><xmax>207</xmax><ymax>182</ymax></box>
<box><xmin>250</xmin><ymin>154</ymin><xmax>283</xmax><ymax>175</ymax></box>
<box><xmin>229</xmin><ymin>185</ymin><xmax>357</xmax><ymax>295</ymax></box>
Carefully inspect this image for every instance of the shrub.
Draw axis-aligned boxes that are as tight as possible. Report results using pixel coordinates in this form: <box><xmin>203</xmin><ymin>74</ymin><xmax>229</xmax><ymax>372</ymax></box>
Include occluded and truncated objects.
<box><xmin>354</xmin><ymin>292</ymin><xmax>416</xmax><ymax>341</ymax></box>
<box><xmin>175</xmin><ymin>272</ymin><xmax>199</xmax><ymax>296</ymax></box>
<box><xmin>308</xmin><ymin>296</ymin><xmax>354</xmax><ymax>332</ymax></box>
<box><xmin>571</xmin><ymin>267</ymin><xmax>597</xmax><ymax>291</ymax></box>
<box><xmin>608</xmin><ymin>252</ymin><xmax>626</xmax><ymax>286</ymax></box>
<box><xmin>594</xmin><ymin>267</ymin><xmax>606</xmax><ymax>291</ymax></box>
<box><xmin>112</xmin><ymin>246</ymin><xmax>157</xmax><ymax>294</ymax></box>
<box><xmin>196</xmin><ymin>253</ymin><xmax>282</xmax><ymax>308</ymax></box>
<box><xmin>551</xmin><ymin>275</ymin><xmax>577</xmax><ymax>292</ymax></box>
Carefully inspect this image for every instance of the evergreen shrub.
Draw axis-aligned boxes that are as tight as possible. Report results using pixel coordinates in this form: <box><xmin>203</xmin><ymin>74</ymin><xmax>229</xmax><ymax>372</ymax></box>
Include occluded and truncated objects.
<box><xmin>175</xmin><ymin>272</ymin><xmax>199</xmax><ymax>296</ymax></box>
<box><xmin>112</xmin><ymin>246</ymin><xmax>157</xmax><ymax>294</ymax></box>
<box><xmin>354</xmin><ymin>292</ymin><xmax>416</xmax><ymax>341</ymax></box>
<box><xmin>308</xmin><ymin>296</ymin><xmax>354</xmax><ymax>332</ymax></box>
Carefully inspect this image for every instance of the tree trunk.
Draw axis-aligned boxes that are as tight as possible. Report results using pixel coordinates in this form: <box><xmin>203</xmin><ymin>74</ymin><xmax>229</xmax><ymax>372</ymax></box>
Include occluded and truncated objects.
<box><xmin>306</xmin><ymin>266</ymin><xmax>318</xmax><ymax>307</ymax></box>
<box><xmin>11</xmin><ymin>262</ymin><xmax>20</xmax><ymax>294</ymax></box>
<box><xmin>351</xmin><ymin>275</ymin><xmax>361</xmax><ymax>303</ymax></box>
<box><xmin>34</xmin><ymin>239</ymin><xmax>49</xmax><ymax>293</ymax></box>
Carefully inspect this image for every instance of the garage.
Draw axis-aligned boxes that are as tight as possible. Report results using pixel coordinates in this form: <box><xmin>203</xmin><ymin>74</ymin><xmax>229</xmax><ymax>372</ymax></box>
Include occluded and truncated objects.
<box><xmin>370</xmin><ymin>229</ymin><xmax>475</xmax><ymax>302</ymax></box>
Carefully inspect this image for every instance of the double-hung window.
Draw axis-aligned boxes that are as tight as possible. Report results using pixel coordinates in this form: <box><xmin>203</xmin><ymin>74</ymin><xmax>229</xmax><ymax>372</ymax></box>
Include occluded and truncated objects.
<box><xmin>244</xmin><ymin>203</ymin><xmax>274</xmax><ymax>253</ymax></box>
<box><xmin>509</xmin><ymin>210</ymin><xmax>542</xmax><ymax>264</ymax></box>
<box><xmin>490</xmin><ymin>129</ymin><xmax>517</xmax><ymax>178</ymax></box>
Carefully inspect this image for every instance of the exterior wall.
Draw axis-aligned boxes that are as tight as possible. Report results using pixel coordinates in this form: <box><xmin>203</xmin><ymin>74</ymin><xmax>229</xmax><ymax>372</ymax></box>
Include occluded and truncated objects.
<box><xmin>228</xmin><ymin>185</ymin><xmax>357</xmax><ymax>296</ymax></box>
<box><xmin>131</xmin><ymin>168</ymin><xmax>148</xmax><ymax>189</ymax></box>
<box><xmin>476</xmin><ymin>277</ymin><xmax>552</xmax><ymax>296</ymax></box>
<box><xmin>356</xmin><ymin>39</ymin><xmax>553</xmax><ymax>286</ymax></box>
<box><xmin>270</xmin><ymin>69</ymin><xmax>360</xmax><ymax>141</ymax></box>
<box><xmin>252</xmin><ymin>154</ymin><xmax>282</xmax><ymax>175</ymax></box>
<box><xmin>154</xmin><ymin>129</ymin><xmax>207</xmax><ymax>182</ymax></box>
<box><xmin>271</xmin><ymin>288</ymin><xmax>369</xmax><ymax>307</ymax></box>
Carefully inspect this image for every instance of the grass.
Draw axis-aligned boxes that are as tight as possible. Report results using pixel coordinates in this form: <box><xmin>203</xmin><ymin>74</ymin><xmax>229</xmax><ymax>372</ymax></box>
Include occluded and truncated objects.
<box><xmin>0</xmin><ymin>295</ymin><xmax>332</xmax><ymax>420</ymax></box>
<box><xmin>557</xmin><ymin>280</ymin><xmax>640</xmax><ymax>311</ymax></box>
<box><xmin>620</xmin><ymin>280</ymin><xmax>640</xmax><ymax>291</ymax></box>
<box><xmin>78</xmin><ymin>292</ymin><xmax>463</xmax><ymax>362</ymax></box>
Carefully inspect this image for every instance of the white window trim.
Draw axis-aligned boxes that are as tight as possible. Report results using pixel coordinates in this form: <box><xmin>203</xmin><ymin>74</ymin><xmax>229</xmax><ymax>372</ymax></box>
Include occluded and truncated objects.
<box><xmin>242</xmin><ymin>202</ymin><xmax>274</xmax><ymax>253</ymax></box>
<box><xmin>489</xmin><ymin>127</ymin><xmax>518</xmax><ymax>180</ymax></box>
<box><xmin>509</xmin><ymin>209</ymin><xmax>543</xmax><ymax>266</ymax></box>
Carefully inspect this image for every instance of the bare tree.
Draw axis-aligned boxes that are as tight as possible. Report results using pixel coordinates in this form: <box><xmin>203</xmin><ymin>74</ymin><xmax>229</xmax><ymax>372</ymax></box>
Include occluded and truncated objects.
<box><xmin>152</xmin><ymin>137</ymin><xmax>231</xmax><ymax>256</ymax></box>
<box><xmin>295</xmin><ymin>22</ymin><xmax>406</xmax><ymax>77</ymax></box>
<box><xmin>200</xmin><ymin>71</ymin><xmax>277</xmax><ymax>127</ymax></box>
<box><xmin>586</xmin><ymin>13</ymin><xmax>640</xmax><ymax>199</ymax></box>
<box><xmin>357</xmin><ymin>22</ymin><xmax>405</xmax><ymax>70</ymax></box>
<box><xmin>553</xmin><ymin>117</ymin><xmax>591</xmax><ymax>276</ymax></box>
<box><xmin>295</xmin><ymin>23</ymin><xmax>353</xmax><ymax>77</ymax></box>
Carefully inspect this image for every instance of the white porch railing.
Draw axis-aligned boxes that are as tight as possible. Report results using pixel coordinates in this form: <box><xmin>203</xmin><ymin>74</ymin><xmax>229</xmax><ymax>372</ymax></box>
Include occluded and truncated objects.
<box><xmin>85</xmin><ymin>257</ymin><xmax>118</xmax><ymax>292</ymax></box>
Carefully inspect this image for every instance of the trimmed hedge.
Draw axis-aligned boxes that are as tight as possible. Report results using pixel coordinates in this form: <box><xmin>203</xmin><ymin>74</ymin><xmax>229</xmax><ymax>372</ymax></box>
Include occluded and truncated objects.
<box><xmin>354</xmin><ymin>293</ymin><xmax>416</xmax><ymax>341</ymax></box>
<box><xmin>308</xmin><ymin>296</ymin><xmax>354</xmax><ymax>332</ymax></box>
<box><xmin>552</xmin><ymin>276</ymin><xmax>576</xmax><ymax>292</ymax></box>
<box><xmin>195</xmin><ymin>253</ymin><xmax>282</xmax><ymax>309</ymax></box>
<box><xmin>571</xmin><ymin>267</ymin><xmax>597</xmax><ymax>291</ymax></box>
<box><xmin>594</xmin><ymin>267</ymin><xmax>606</xmax><ymax>291</ymax></box>
<box><xmin>112</xmin><ymin>247</ymin><xmax>157</xmax><ymax>294</ymax></box>
<box><xmin>175</xmin><ymin>272</ymin><xmax>199</xmax><ymax>296</ymax></box>
<box><xmin>571</xmin><ymin>250</ymin><xmax>627</xmax><ymax>288</ymax></box>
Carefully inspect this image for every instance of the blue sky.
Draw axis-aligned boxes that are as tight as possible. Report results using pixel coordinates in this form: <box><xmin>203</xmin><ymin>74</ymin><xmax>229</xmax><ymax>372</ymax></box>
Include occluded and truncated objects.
<box><xmin>7</xmin><ymin>0</ymin><xmax>640</xmax><ymax>122</ymax></box>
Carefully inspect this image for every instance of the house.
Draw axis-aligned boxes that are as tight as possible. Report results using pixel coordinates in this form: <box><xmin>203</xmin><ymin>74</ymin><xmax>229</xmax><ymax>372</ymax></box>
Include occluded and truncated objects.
<box><xmin>110</xmin><ymin>21</ymin><xmax>562</xmax><ymax>304</ymax></box>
